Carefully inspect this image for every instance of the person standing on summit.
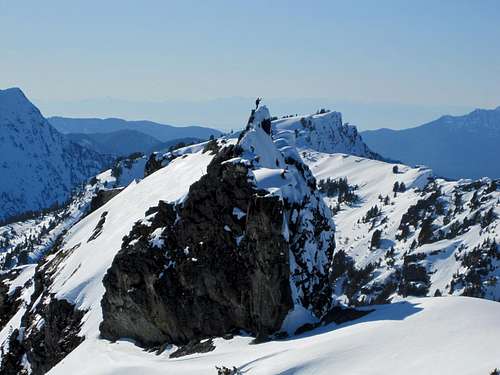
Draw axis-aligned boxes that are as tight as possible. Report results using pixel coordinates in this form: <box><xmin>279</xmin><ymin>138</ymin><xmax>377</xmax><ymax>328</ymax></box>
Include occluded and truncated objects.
<box><xmin>255</xmin><ymin>97</ymin><xmax>261</xmax><ymax>109</ymax></box>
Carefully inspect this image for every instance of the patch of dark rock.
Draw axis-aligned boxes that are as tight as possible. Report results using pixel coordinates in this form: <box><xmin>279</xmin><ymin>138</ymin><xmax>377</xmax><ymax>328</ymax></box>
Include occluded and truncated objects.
<box><xmin>144</xmin><ymin>152</ymin><xmax>164</xmax><ymax>177</ymax></box>
<box><xmin>144</xmin><ymin>152</ymin><xmax>177</xmax><ymax>177</ymax></box>
<box><xmin>89</xmin><ymin>189</ymin><xmax>122</xmax><ymax>213</ymax></box>
<box><xmin>321</xmin><ymin>306</ymin><xmax>374</xmax><ymax>325</ymax></box>
<box><xmin>87</xmin><ymin>211</ymin><xmax>108</xmax><ymax>242</ymax></box>
<box><xmin>169</xmin><ymin>339</ymin><xmax>216</xmax><ymax>358</ymax></box>
<box><xmin>203</xmin><ymin>138</ymin><xmax>220</xmax><ymax>154</ymax></box>
<box><xmin>294</xmin><ymin>323</ymin><xmax>318</xmax><ymax>336</ymax></box>
<box><xmin>0</xmin><ymin>258</ymin><xmax>86</xmax><ymax>374</ymax></box>
<box><xmin>250</xmin><ymin>334</ymin><xmax>272</xmax><ymax>345</ymax></box>
<box><xmin>100</xmin><ymin>144</ymin><xmax>294</xmax><ymax>347</ymax></box>
<box><xmin>216</xmin><ymin>365</ymin><xmax>241</xmax><ymax>375</ymax></box>
<box><xmin>398</xmin><ymin>256</ymin><xmax>430</xmax><ymax>297</ymax></box>
<box><xmin>0</xmin><ymin>329</ymin><xmax>25</xmax><ymax>374</ymax></box>
<box><xmin>0</xmin><ymin>271</ymin><xmax>24</xmax><ymax>331</ymax></box>
<box><xmin>23</xmin><ymin>298</ymin><xmax>85</xmax><ymax>374</ymax></box>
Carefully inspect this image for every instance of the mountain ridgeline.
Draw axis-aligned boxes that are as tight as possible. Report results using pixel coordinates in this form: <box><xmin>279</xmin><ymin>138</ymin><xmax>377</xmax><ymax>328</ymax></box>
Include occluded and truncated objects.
<box><xmin>362</xmin><ymin>106</ymin><xmax>500</xmax><ymax>179</ymax></box>
<box><xmin>0</xmin><ymin>88</ymin><xmax>112</xmax><ymax>224</ymax></box>
<box><xmin>65</xmin><ymin>130</ymin><xmax>202</xmax><ymax>157</ymax></box>
<box><xmin>49</xmin><ymin>116</ymin><xmax>222</xmax><ymax>142</ymax></box>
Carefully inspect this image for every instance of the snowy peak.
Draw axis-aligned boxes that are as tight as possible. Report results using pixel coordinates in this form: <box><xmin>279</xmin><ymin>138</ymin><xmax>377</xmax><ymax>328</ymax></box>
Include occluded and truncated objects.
<box><xmin>272</xmin><ymin>110</ymin><xmax>380</xmax><ymax>159</ymax></box>
<box><xmin>238</xmin><ymin>105</ymin><xmax>287</xmax><ymax>171</ymax></box>
<box><xmin>0</xmin><ymin>87</ymin><xmax>30</xmax><ymax>110</ymax></box>
<box><xmin>0</xmin><ymin>87</ymin><xmax>45</xmax><ymax>126</ymax></box>
<box><xmin>0</xmin><ymin>87</ymin><xmax>111</xmax><ymax>222</ymax></box>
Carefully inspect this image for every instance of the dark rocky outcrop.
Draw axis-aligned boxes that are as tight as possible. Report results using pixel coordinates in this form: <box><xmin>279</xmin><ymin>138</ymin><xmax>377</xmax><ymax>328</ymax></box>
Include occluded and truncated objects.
<box><xmin>144</xmin><ymin>152</ymin><xmax>165</xmax><ymax>177</ymax></box>
<box><xmin>169</xmin><ymin>339</ymin><xmax>216</xmax><ymax>358</ymax></box>
<box><xmin>0</xmin><ymin>270</ymin><xmax>24</xmax><ymax>331</ymax></box>
<box><xmin>100</xmin><ymin>144</ymin><xmax>294</xmax><ymax>346</ymax></box>
<box><xmin>0</xmin><ymin>329</ymin><xmax>25</xmax><ymax>375</ymax></box>
<box><xmin>87</xmin><ymin>211</ymin><xmax>108</xmax><ymax>242</ymax></box>
<box><xmin>100</xmin><ymin>108</ymin><xmax>336</xmax><ymax>347</ymax></box>
<box><xmin>89</xmin><ymin>188</ymin><xmax>123</xmax><ymax>213</ymax></box>
<box><xmin>22</xmin><ymin>298</ymin><xmax>85</xmax><ymax>374</ymax></box>
<box><xmin>0</xmin><ymin>259</ymin><xmax>85</xmax><ymax>374</ymax></box>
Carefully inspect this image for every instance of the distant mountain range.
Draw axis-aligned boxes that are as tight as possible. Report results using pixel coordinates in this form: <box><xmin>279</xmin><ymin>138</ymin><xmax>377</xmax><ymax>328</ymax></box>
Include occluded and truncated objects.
<box><xmin>362</xmin><ymin>106</ymin><xmax>500</xmax><ymax>180</ymax></box>
<box><xmin>66</xmin><ymin>130</ymin><xmax>202</xmax><ymax>156</ymax></box>
<box><xmin>49</xmin><ymin>116</ymin><xmax>222</xmax><ymax>142</ymax></box>
<box><xmin>0</xmin><ymin>88</ymin><xmax>220</xmax><ymax>223</ymax></box>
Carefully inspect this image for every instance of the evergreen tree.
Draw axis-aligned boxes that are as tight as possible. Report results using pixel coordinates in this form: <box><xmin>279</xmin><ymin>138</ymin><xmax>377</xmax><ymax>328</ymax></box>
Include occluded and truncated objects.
<box><xmin>418</xmin><ymin>217</ymin><xmax>434</xmax><ymax>245</ymax></box>
<box><xmin>370</xmin><ymin>229</ymin><xmax>382</xmax><ymax>249</ymax></box>
<box><xmin>393</xmin><ymin>181</ymin><xmax>400</xmax><ymax>193</ymax></box>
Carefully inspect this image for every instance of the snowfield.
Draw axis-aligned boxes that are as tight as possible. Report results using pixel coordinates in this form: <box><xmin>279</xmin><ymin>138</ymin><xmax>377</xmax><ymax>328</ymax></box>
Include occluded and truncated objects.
<box><xmin>302</xmin><ymin>150</ymin><xmax>500</xmax><ymax>303</ymax></box>
<box><xmin>49</xmin><ymin>296</ymin><xmax>500</xmax><ymax>375</ymax></box>
<box><xmin>46</xmin><ymin>150</ymin><xmax>214</xmax><ymax>337</ymax></box>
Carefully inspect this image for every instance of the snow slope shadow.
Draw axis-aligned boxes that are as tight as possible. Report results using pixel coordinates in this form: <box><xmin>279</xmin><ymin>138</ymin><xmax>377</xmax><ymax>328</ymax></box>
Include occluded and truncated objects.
<box><xmin>290</xmin><ymin>300</ymin><xmax>424</xmax><ymax>340</ymax></box>
<box><xmin>236</xmin><ymin>301</ymin><xmax>425</xmax><ymax>374</ymax></box>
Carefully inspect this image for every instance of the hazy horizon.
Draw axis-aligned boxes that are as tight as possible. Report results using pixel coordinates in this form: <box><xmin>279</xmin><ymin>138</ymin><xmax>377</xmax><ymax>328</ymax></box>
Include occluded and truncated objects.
<box><xmin>2</xmin><ymin>0</ymin><xmax>499</xmax><ymax>131</ymax></box>
<box><xmin>33</xmin><ymin>95</ymin><xmax>477</xmax><ymax>132</ymax></box>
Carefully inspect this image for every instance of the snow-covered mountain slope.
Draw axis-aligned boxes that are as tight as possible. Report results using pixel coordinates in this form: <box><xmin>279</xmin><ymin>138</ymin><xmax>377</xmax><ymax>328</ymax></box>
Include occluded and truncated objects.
<box><xmin>302</xmin><ymin>150</ymin><xmax>500</xmax><ymax>304</ymax></box>
<box><xmin>48</xmin><ymin>297</ymin><xmax>500</xmax><ymax>375</ymax></box>
<box><xmin>362</xmin><ymin>106</ymin><xmax>500</xmax><ymax>179</ymax></box>
<box><xmin>272</xmin><ymin>110</ymin><xmax>381</xmax><ymax>159</ymax></box>
<box><xmin>0</xmin><ymin>153</ymin><xmax>148</xmax><ymax>271</ymax></box>
<box><xmin>0</xmin><ymin>104</ymin><xmax>498</xmax><ymax>374</ymax></box>
<box><xmin>0</xmin><ymin>88</ymin><xmax>111</xmax><ymax>223</ymax></box>
<box><xmin>0</xmin><ymin>106</ymin><xmax>336</xmax><ymax>373</ymax></box>
<box><xmin>0</xmin><ymin>145</ymin><xmax>216</xmax><ymax>373</ymax></box>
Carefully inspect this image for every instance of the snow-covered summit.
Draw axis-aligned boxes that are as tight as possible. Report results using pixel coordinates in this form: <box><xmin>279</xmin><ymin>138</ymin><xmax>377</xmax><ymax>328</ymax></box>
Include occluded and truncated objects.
<box><xmin>0</xmin><ymin>88</ymin><xmax>33</xmax><ymax>114</ymax></box>
<box><xmin>272</xmin><ymin>110</ymin><xmax>380</xmax><ymax>159</ymax></box>
<box><xmin>0</xmin><ymin>88</ymin><xmax>111</xmax><ymax>223</ymax></box>
<box><xmin>239</xmin><ymin>106</ymin><xmax>285</xmax><ymax>169</ymax></box>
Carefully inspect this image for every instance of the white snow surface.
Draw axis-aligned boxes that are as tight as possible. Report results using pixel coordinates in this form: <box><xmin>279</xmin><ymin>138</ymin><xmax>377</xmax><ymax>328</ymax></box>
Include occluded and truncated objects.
<box><xmin>49</xmin><ymin>297</ymin><xmax>500</xmax><ymax>375</ymax></box>
<box><xmin>303</xmin><ymin>150</ymin><xmax>500</xmax><ymax>303</ymax></box>
<box><xmin>237</xmin><ymin>106</ymin><xmax>311</xmax><ymax>204</ymax></box>
<box><xmin>272</xmin><ymin>111</ymin><xmax>378</xmax><ymax>158</ymax></box>
<box><xmin>44</xmin><ymin>150</ymin><xmax>214</xmax><ymax>337</ymax></box>
<box><xmin>2</xmin><ymin>105</ymin><xmax>499</xmax><ymax>374</ymax></box>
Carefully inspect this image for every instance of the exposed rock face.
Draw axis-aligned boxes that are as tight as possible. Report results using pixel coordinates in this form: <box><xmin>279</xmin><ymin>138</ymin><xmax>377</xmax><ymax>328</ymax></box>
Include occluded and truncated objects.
<box><xmin>89</xmin><ymin>188</ymin><xmax>122</xmax><ymax>213</ymax></box>
<box><xmin>0</xmin><ymin>270</ymin><xmax>24</xmax><ymax>330</ymax></box>
<box><xmin>0</xmin><ymin>328</ymin><xmax>25</xmax><ymax>374</ymax></box>
<box><xmin>0</xmin><ymin>260</ymin><xmax>85</xmax><ymax>374</ymax></box>
<box><xmin>144</xmin><ymin>152</ymin><xmax>165</xmax><ymax>177</ymax></box>
<box><xmin>272</xmin><ymin>110</ymin><xmax>381</xmax><ymax>159</ymax></box>
<box><xmin>100</xmin><ymin>145</ymin><xmax>293</xmax><ymax>345</ymax></box>
<box><xmin>100</xmin><ymin>107</ymin><xmax>336</xmax><ymax>347</ymax></box>
<box><xmin>23</xmin><ymin>298</ymin><xmax>85</xmax><ymax>374</ymax></box>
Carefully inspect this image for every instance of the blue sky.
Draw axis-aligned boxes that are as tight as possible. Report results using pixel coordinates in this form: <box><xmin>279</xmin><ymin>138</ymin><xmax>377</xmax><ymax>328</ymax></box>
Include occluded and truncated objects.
<box><xmin>1</xmin><ymin>0</ymin><xmax>499</xmax><ymax>130</ymax></box>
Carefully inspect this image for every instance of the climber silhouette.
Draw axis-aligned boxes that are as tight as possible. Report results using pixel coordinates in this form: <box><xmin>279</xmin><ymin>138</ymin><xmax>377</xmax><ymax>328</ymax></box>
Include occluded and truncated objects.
<box><xmin>255</xmin><ymin>97</ymin><xmax>262</xmax><ymax>110</ymax></box>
